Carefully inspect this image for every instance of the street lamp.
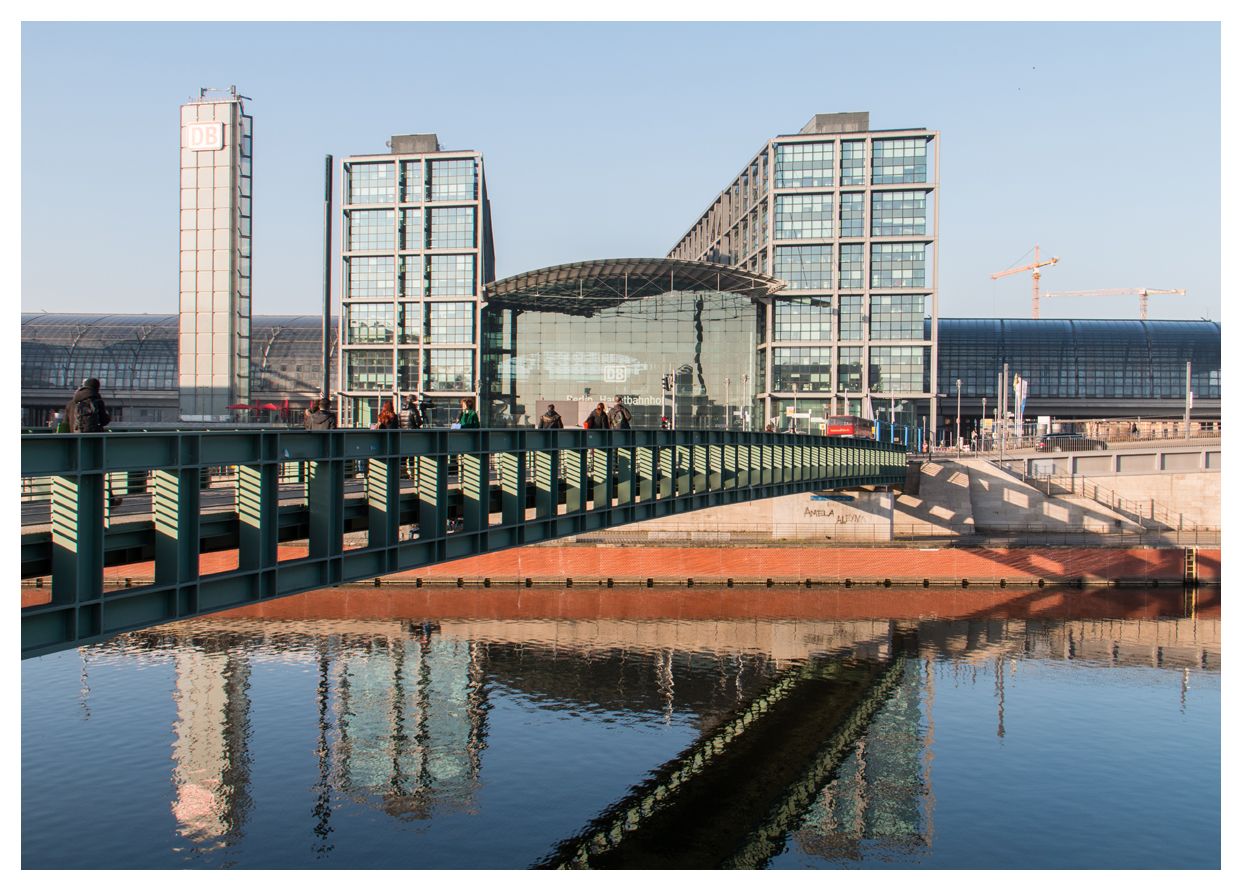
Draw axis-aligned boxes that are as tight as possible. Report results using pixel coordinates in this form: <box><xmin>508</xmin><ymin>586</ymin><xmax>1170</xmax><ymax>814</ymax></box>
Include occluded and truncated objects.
<box><xmin>955</xmin><ymin>379</ymin><xmax>962</xmax><ymax>458</ymax></box>
<box><xmin>982</xmin><ymin>397</ymin><xmax>987</xmax><ymax>451</ymax></box>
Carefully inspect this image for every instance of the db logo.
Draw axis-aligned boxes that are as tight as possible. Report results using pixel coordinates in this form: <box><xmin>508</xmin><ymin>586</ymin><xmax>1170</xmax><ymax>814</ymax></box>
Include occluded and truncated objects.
<box><xmin>603</xmin><ymin>365</ymin><xmax>628</xmax><ymax>382</ymax></box>
<box><xmin>185</xmin><ymin>122</ymin><xmax>224</xmax><ymax>151</ymax></box>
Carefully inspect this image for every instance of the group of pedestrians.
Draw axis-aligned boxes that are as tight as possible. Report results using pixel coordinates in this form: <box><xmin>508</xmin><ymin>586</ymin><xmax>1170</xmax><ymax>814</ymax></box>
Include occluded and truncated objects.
<box><xmin>537</xmin><ymin>397</ymin><xmax>633</xmax><ymax>430</ymax></box>
<box><xmin>302</xmin><ymin>396</ymin><xmax>480</xmax><ymax>430</ymax></box>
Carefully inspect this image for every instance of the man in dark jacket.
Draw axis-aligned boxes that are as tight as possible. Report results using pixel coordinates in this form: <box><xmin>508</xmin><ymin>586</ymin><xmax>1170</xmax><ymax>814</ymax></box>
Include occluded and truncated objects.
<box><xmin>400</xmin><ymin>398</ymin><xmax>422</xmax><ymax>429</ymax></box>
<box><xmin>65</xmin><ymin>378</ymin><xmax>111</xmax><ymax>432</ymax></box>
<box><xmin>305</xmin><ymin>398</ymin><xmax>337</xmax><ymax>429</ymax></box>
<box><xmin>607</xmin><ymin>396</ymin><xmax>632</xmax><ymax>429</ymax></box>
<box><xmin>537</xmin><ymin>404</ymin><xmax>564</xmax><ymax>429</ymax></box>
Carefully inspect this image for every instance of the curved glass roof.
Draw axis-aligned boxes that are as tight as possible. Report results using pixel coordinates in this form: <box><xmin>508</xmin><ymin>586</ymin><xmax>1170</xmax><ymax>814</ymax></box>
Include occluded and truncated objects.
<box><xmin>485</xmin><ymin>258</ymin><xmax>784</xmax><ymax>316</ymax></box>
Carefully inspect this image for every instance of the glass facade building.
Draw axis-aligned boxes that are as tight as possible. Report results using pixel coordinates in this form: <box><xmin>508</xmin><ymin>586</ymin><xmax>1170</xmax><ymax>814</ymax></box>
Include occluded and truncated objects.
<box><xmin>179</xmin><ymin>88</ymin><xmax>253</xmax><ymax>420</ymax></box>
<box><xmin>481</xmin><ymin>259</ymin><xmax>781</xmax><ymax>428</ymax></box>
<box><xmin>669</xmin><ymin>112</ymin><xmax>939</xmax><ymax>431</ymax></box>
<box><xmin>337</xmin><ymin>135</ymin><xmax>495</xmax><ymax>427</ymax></box>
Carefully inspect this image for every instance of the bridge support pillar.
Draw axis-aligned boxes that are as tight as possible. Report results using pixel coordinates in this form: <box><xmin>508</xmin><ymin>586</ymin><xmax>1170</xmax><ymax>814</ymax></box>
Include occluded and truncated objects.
<box><xmin>658</xmin><ymin>446</ymin><xmax>674</xmax><ymax>499</ymax></box>
<box><xmin>594</xmin><ymin>445</ymin><xmax>615</xmax><ymax>508</ymax></box>
<box><xmin>418</xmin><ymin>454</ymin><xmax>448</xmax><ymax>544</ymax></box>
<box><xmin>636</xmin><ymin>446</ymin><xmax>655</xmax><ymax>502</ymax></box>
<box><xmin>51</xmin><ymin>474</ymin><xmax>105</xmax><ymax>623</ymax></box>
<box><xmin>534</xmin><ymin>450</ymin><xmax>559</xmax><ymax>520</ymax></box>
<box><xmin>499</xmin><ymin>451</ymin><xmax>527</xmax><ymax>528</ymax></box>
<box><xmin>308</xmin><ymin>459</ymin><xmax>344</xmax><ymax>564</ymax></box>
<box><xmin>154</xmin><ymin>467</ymin><xmax>201</xmax><ymax>618</ymax></box>
<box><xmin>564</xmin><ymin>449</ymin><xmax>588</xmax><ymax>515</ymax></box>
<box><xmin>693</xmin><ymin>443</ymin><xmax>709</xmax><ymax>494</ymax></box>
<box><xmin>238</xmin><ymin>463</ymin><xmax>279</xmax><ymax>571</ymax></box>
<box><xmin>367</xmin><ymin>457</ymin><xmax>402</xmax><ymax>548</ymax></box>
<box><xmin>616</xmin><ymin>446</ymin><xmax>634</xmax><ymax>505</ymax></box>
<box><xmin>677</xmin><ymin>444</ymin><xmax>693</xmax><ymax>497</ymax></box>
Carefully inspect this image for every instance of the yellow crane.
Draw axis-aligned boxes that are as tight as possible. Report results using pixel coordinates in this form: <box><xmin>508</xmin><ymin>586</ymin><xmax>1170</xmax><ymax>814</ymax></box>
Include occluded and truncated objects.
<box><xmin>990</xmin><ymin>245</ymin><xmax>1060</xmax><ymax>319</ymax></box>
<box><xmin>1040</xmin><ymin>287</ymin><xmax>1186</xmax><ymax>320</ymax></box>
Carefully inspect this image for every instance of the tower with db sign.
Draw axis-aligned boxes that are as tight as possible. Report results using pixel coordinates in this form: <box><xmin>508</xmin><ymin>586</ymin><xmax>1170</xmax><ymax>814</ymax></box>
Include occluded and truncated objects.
<box><xmin>178</xmin><ymin>87</ymin><xmax>253</xmax><ymax>419</ymax></box>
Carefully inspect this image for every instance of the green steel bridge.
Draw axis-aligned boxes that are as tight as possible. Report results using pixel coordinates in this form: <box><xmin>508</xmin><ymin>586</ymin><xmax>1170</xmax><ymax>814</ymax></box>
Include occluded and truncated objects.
<box><xmin>20</xmin><ymin>428</ymin><xmax>906</xmax><ymax>658</ymax></box>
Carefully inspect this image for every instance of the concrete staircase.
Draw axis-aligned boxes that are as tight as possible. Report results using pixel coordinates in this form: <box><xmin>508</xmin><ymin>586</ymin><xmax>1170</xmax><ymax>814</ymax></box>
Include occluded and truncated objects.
<box><xmin>894</xmin><ymin>460</ymin><xmax>976</xmax><ymax>534</ymax></box>
<box><xmin>964</xmin><ymin>458</ymin><xmax>1137</xmax><ymax>534</ymax></box>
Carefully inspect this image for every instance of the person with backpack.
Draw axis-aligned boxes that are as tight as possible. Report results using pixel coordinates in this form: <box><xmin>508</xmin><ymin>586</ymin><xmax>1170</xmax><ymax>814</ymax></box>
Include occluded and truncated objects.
<box><xmin>65</xmin><ymin>378</ymin><xmax>111</xmax><ymax>433</ymax></box>
<box><xmin>537</xmin><ymin>404</ymin><xmax>564</xmax><ymax>429</ymax></box>
<box><xmin>607</xmin><ymin>396</ymin><xmax>632</xmax><ymax>429</ymax></box>
<box><xmin>400</xmin><ymin>398</ymin><xmax>422</xmax><ymax>429</ymax></box>
<box><xmin>305</xmin><ymin>398</ymin><xmax>337</xmax><ymax>429</ymax></box>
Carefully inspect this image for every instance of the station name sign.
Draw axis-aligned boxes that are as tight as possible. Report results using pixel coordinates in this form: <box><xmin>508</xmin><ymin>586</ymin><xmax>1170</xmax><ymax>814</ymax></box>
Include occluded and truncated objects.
<box><xmin>185</xmin><ymin>121</ymin><xmax>225</xmax><ymax>151</ymax></box>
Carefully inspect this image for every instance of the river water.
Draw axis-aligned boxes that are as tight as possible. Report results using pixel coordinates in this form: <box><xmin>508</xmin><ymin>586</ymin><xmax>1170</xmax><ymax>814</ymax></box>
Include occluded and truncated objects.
<box><xmin>22</xmin><ymin>585</ymin><xmax>1220</xmax><ymax>869</ymax></box>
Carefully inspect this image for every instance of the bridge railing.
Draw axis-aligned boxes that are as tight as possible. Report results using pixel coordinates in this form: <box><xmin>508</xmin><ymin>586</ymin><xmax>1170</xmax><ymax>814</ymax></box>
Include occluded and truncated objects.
<box><xmin>20</xmin><ymin>427</ymin><xmax>907</xmax><ymax>658</ymax></box>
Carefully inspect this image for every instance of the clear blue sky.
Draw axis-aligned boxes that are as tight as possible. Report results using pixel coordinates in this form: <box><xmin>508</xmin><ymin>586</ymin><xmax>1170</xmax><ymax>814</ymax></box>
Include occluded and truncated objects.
<box><xmin>20</xmin><ymin>21</ymin><xmax>1222</xmax><ymax>322</ymax></box>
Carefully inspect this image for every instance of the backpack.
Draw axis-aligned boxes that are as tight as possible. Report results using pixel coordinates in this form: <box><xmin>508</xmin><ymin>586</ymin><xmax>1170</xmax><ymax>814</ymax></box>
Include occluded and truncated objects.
<box><xmin>74</xmin><ymin>397</ymin><xmax>106</xmax><ymax>432</ymax></box>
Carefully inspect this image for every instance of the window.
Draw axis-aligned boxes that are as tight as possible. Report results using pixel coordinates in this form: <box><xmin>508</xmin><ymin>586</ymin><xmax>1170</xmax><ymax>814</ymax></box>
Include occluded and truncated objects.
<box><xmin>400</xmin><ymin>161</ymin><xmax>423</xmax><ymax>203</ymax></box>
<box><xmin>348</xmin><ymin>163</ymin><xmax>395</xmax><ymax>204</ymax></box>
<box><xmin>397</xmin><ymin>302</ymin><xmax>422</xmax><ymax>344</ymax></box>
<box><xmin>772</xmin><ymin>347</ymin><xmax>832</xmax><ymax>392</ymax></box>
<box><xmin>774</xmin><ymin>142</ymin><xmax>834</xmax><ymax>188</ymax></box>
<box><xmin>429</xmin><ymin>254</ymin><xmax>476</xmax><ymax>297</ymax></box>
<box><xmin>427</xmin><ymin>206</ymin><xmax>476</xmax><ymax>249</ymax></box>
<box><xmin>838</xmin><ymin>244</ymin><xmax>864</xmax><ymax>291</ymax></box>
<box><xmin>347</xmin><ymin>210</ymin><xmax>394</xmax><ymax>251</ymax></box>
<box><xmin>838</xmin><ymin>347</ymin><xmax>863</xmax><ymax>392</ymax></box>
<box><xmin>401</xmin><ymin>256</ymin><xmax>425</xmax><ymax>299</ymax></box>
<box><xmin>346</xmin><ymin>349</ymin><xmax>394</xmax><ymax>390</ymax></box>
<box><xmin>345</xmin><ymin>304</ymin><xmax>394</xmax><ymax>344</ymax></box>
<box><xmin>839</xmin><ymin>294</ymin><xmax>863</xmax><ymax>341</ymax></box>
<box><xmin>346</xmin><ymin>256</ymin><xmax>395</xmax><ymax>299</ymax></box>
<box><xmin>839</xmin><ymin>193</ymin><xmax>865</xmax><ymax>238</ymax></box>
<box><xmin>872</xmin><ymin>138</ymin><xmax>928</xmax><ymax>184</ymax></box>
<box><xmin>426</xmin><ymin>302</ymin><xmax>474</xmax><ymax>344</ymax></box>
<box><xmin>774</xmin><ymin>194</ymin><xmax>832</xmax><ymax>240</ymax></box>
<box><xmin>869</xmin><ymin>346</ymin><xmax>929</xmax><ymax>393</ymax></box>
<box><xmin>424</xmin><ymin>349</ymin><xmax>474</xmax><ymax>391</ymax></box>
<box><xmin>872</xmin><ymin>191</ymin><xmax>927</xmax><ymax>236</ymax></box>
<box><xmin>429</xmin><ymin>158</ymin><xmax>478</xmax><ymax>201</ymax></box>
<box><xmin>775</xmin><ymin>245</ymin><xmax>832</xmax><ymax>290</ymax></box>
<box><xmin>774</xmin><ymin>297</ymin><xmax>832</xmax><ymax>341</ymax></box>
<box><xmin>871</xmin><ymin>243</ymin><xmax>926</xmax><ymax>289</ymax></box>
<box><xmin>870</xmin><ymin>294</ymin><xmax>926</xmax><ymax>340</ymax></box>
<box><xmin>841</xmin><ymin>141</ymin><xmax>865</xmax><ymax>186</ymax></box>
<box><xmin>401</xmin><ymin>209</ymin><xmax>422</xmax><ymax>250</ymax></box>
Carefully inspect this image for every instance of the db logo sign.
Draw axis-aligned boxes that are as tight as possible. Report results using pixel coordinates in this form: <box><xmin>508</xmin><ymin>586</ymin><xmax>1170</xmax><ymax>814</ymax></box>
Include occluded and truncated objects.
<box><xmin>185</xmin><ymin>121</ymin><xmax>224</xmax><ymax>151</ymax></box>
<box><xmin>603</xmin><ymin>365</ymin><xmax>628</xmax><ymax>382</ymax></box>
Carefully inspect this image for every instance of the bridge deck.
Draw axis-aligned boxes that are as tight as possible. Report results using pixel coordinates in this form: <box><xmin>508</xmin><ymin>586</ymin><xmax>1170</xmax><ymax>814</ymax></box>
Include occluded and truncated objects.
<box><xmin>20</xmin><ymin>427</ymin><xmax>907</xmax><ymax>658</ymax></box>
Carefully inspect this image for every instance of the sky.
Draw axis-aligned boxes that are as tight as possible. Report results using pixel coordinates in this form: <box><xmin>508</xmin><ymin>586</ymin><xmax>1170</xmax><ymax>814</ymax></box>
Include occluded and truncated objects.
<box><xmin>19</xmin><ymin>20</ymin><xmax>1223</xmax><ymax>323</ymax></box>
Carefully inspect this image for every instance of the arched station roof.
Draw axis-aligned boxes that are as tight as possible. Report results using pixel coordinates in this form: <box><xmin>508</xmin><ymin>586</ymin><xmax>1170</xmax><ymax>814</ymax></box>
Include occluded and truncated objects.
<box><xmin>485</xmin><ymin>258</ymin><xmax>784</xmax><ymax>316</ymax></box>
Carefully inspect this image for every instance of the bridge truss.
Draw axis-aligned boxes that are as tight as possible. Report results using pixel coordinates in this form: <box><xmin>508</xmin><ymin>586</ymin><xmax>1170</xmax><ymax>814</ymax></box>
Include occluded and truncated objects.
<box><xmin>21</xmin><ymin>428</ymin><xmax>906</xmax><ymax>658</ymax></box>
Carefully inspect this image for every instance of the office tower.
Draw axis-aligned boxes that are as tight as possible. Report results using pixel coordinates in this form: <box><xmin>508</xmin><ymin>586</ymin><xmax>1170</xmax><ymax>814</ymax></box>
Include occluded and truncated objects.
<box><xmin>669</xmin><ymin>112</ymin><xmax>940</xmax><ymax>432</ymax></box>
<box><xmin>178</xmin><ymin>87</ymin><xmax>253</xmax><ymax>420</ymax></box>
<box><xmin>338</xmin><ymin>135</ymin><xmax>495</xmax><ymax>427</ymax></box>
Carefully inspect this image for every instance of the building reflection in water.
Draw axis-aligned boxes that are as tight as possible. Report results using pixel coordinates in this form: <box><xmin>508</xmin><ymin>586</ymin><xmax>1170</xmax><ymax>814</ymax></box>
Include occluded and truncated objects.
<box><xmin>104</xmin><ymin>587</ymin><xmax>1217</xmax><ymax>865</ymax></box>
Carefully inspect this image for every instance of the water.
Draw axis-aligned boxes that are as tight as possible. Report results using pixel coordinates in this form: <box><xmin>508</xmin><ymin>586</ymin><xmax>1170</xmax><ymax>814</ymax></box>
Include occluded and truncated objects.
<box><xmin>22</xmin><ymin>586</ymin><xmax>1220</xmax><ymax>869</ymax></box>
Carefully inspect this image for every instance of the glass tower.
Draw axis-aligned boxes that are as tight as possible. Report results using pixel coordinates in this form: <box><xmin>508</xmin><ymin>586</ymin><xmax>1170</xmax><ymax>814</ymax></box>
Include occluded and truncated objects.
<box><xmin>178</xmin><ymin>87</ymin><xmax>253</xmax><ymax>420</ymax></box>
<box><xmin>338</xmin><ymin>135</ymin><xmax>495</xmax><ymax>427</ymax></box>
<box><xmin>668</xmin><ymin>112</ymin><xmax>940</xmax><ymax>434</ymax></box>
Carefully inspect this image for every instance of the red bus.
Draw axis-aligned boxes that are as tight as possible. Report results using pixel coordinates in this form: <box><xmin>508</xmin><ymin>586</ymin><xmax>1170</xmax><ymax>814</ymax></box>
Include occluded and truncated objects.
<box><xmin>824</xmin><ymin>415</ymin><xmax>875</xmax><ymax>439</ymax></box>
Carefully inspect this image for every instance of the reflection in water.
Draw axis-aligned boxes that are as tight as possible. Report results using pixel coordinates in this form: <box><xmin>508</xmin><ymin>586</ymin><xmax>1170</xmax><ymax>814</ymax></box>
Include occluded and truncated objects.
<box><xmin>24</xmin><ymin>586</ymin><xmax>1219</xmax><ymax>870</ymax></box>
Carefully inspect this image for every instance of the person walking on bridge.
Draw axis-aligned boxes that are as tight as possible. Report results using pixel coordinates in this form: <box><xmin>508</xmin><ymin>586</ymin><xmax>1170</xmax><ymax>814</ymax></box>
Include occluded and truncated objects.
<box><xmin>305</xmin><ymin>398</ymin><xmax>336</xmax><ymax>429</ymax></box>
<box><xmin>65</xmin><ymin>377</ymin><xmax>111</xmax><ymax>433</ymax></box>
<box><xmin>607</xmin><ymin>396</ymin><xmax>632</xmax><ymax>429</ymax></box>
<box><xmin>538</xmin><ymin>404</ymin><xmax>564</xmax><ymax>429</ymax></box>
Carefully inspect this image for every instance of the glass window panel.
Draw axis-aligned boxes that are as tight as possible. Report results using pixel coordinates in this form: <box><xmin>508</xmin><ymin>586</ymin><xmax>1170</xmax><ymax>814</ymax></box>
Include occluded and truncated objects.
<box><xmin>429</xmin><ymin>158</ymin><xmax>478</xmax><ymax>201</ymax></box>
<box><xmin>345</xmin><ymin>304</ymin><xmax>394</xmax><ymax>344</ymax></box>
<box><xmin>774</xmin><ymin>297</ymin><xmax>831</xmax><ymax>341</ymax></box>
<box><xmin>424</xmin><ymin>348</ymin><xmax>474</xmax><ymax>391</ymax></box>
<box><xmin>775</xmin><ymin>245</ymin><xmax>832</xmax><ymax>290</ymax></box>
<box><xmin>347</xmin><ymin>209</ymin><xmax>394</xmax><ymax>251</ymax></box>
<box><xmin>840</xmin><ymin>140</ymin><xmax>865</xmax><ymax>186</ymax></box>
<box><xmin>870</xmin><ymin>243</ymin><xmax>925</xmax><ymax>289</ymax></box>
<box><xmin>428</xmin><ymin>206</ymin><xmax>476</xmax><ymax>249</ymax></box>
<box><xmin>774</xmin><ymin>193</ymin><xmax>833</xmax><ymax>240</ymax></box>
<box><xmin>870</xmin><ymin>294</ymin><xmax>927</xmax><ymax>340</ymax></box>
<box><xmin>426</xmin><ymin>302</ymin><xmax>475</xmax><ymax>344</ymax></box>
<box><xmin>772</xmin><ymin>347</ymin><xmax>832</xmax><ymax>392</ymax></box>
<box><xmin>346</xmin><ymin>256</ymin><xmax>395</xmax><ymax>299</ymax></box>
<box><xmin>872</xmin><ymin>138</ymin><xmax>928</xmax><ymax>184</ymax></box>
<box><xmin>348</xmin><ymin>163</ymin><xmax>395</xmax><ymax>204</ymax></box>
<box><xmin>346</xmin><ymin>349</ymin><xmax>394</xmax><ymax>389</ymax></box>
<box><xmin>872</xmin><ymin>190</ymin><xmax>928</xmax><ymax>236</ymax></box>
<box><xmin>869</xmin><ymin>346</ymin><xmax>930</xmax><ymax>393</ymax></box>
<box><xmin>774</xmin><ymin>142</ymin><xmax>834</xmax><ymax>188</ymax></box>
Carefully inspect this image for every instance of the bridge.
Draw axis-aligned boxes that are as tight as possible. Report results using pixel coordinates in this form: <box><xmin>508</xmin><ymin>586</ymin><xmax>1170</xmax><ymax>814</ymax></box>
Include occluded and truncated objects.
<box><xmin>20</xmin><ymin>427</ymin><xmax>906</xmax><ymax>658</ymax></box>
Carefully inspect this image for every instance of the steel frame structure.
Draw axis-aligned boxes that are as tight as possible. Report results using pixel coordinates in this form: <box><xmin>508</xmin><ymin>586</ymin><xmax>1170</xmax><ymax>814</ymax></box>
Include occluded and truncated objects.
<box><xmin>21</xmin><ymin>428</ymin><xmax>906</xmax><ymax>658</ymax></box>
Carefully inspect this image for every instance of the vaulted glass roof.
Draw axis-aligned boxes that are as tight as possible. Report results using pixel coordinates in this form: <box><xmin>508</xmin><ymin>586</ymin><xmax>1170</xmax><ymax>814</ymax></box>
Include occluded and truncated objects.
<box><xmin>484</xmin><ymin>258</ymin><xmax>784</xmax><ymax>316</ymax></box>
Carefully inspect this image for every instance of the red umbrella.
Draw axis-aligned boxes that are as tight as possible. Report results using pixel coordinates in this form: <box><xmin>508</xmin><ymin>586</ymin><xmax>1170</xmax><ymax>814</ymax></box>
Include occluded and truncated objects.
<box><xmin>226</xmin><ymin>403</ymin><xmax>255</xmax><ymax>410</ymax></box>
<box><xmin>257</xmin><ymin>403</ymin><xmax>283</xmax><ymax>411</ymax></box>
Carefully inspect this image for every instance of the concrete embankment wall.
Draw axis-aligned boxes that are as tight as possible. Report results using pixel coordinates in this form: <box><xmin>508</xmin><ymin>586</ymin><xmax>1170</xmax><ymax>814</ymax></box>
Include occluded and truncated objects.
<box><xmin>1073</xmin><ymin>472</ymin><xmax>1220</xmax><ymax>527</ymax></box>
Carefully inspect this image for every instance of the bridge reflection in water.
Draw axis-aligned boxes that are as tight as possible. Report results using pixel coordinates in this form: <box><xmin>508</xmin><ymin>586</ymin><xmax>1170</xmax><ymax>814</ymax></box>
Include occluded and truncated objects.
<box><xmin>64</xmin><ymin>586</ymin><xmax>1218</xmax><ymax>869</ymax></box>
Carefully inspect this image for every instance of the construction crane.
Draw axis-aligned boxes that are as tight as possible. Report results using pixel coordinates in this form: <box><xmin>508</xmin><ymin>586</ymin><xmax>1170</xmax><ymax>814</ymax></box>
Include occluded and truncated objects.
<box><xmin>990</xmin><ymin>245</ymin><xmax>1060</xmax><ymax>319</ymax></box>
<box><xmin>1040</xmin><ymin>287</ymin><xmax>1186</xmax><ymax>320</ymax></box>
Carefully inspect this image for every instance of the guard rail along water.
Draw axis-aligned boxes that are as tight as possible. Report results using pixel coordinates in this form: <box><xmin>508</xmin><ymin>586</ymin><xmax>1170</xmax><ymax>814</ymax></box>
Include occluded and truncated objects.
<box><xmin>20</xmin><ymin>427</ymin><xmax>907</xmax><ymax>658</ymax></box>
